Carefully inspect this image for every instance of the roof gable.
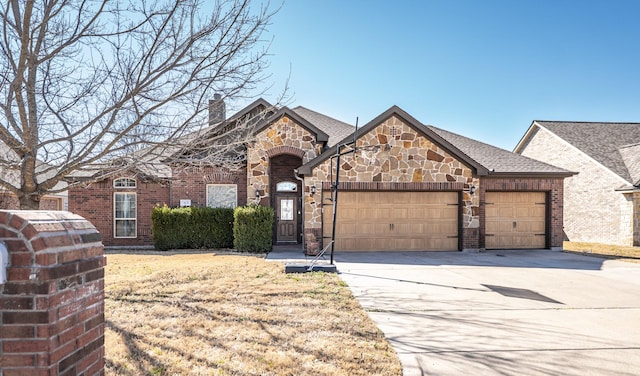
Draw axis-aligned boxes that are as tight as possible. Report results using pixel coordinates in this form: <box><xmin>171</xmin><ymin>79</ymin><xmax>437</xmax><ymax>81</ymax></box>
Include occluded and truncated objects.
<box><xmin>290</xmin><ymin>106</ymin><xmax>354</xmax><ymax>147</ymax></box>
<box><xmin>298</xmin><ymin>106</ymin><xmax>490</xmax><ymax>175</ymax></box>
<box><xmin>299</xmin><ymin>106</ymin><xmax>573</xmax><ymax>177</ymax></box>
<box><xmin>619</xmin><ymin>143</ymin><xmax>640</xmax><ymax>186</ymax></box>
<box><xmin>254</xmin><ymin>107</ymin><xmax>329</xmax><ymax>143</ymax></box>
<box><xmin>520</xmin><ymin>121</ymin><xmax>640</xmax><ymax>184</ymax></box>
<box><xmin>206</xmin><ymin>98</ymin><xmax>274</xmax><ymax>137</ymax></box>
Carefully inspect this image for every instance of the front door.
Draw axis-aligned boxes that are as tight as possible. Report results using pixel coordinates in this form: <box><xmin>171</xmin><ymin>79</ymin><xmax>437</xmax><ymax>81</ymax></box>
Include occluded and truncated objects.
<box><xmin>276</xmin><ymin>196</ymin><xmax>297</xmax><ymax>242</ymax></box>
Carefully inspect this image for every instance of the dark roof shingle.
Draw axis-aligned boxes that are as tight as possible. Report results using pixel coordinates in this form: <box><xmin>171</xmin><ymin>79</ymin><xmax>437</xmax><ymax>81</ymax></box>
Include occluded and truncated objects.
<box><xmin>298</xmin><ymin>105</ymin><xmax>573</xmax><ymax>176</ymax></box>
<box><xmin>427</xmin><ymin>125</ymin><xmax>572</xmax><ymax>175</ymax></box>
<box><xmin>619</xmin><ymin>143</ymin><xmax>640</xmax><ymax>186</ymax></box>
<box><xmin>534</xmin><ymin>121</ymin><xmax>640</xmax><ymax>184</ymax></box>
<box><xmin>291</xmin><ymin>106</ymin><xmax>354</xmax><ymax>147</ymax></box>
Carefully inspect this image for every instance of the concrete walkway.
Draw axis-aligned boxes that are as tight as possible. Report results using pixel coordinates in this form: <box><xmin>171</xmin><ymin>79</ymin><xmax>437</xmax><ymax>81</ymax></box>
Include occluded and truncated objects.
<box><xmin>266</xmin><ymin>244</ymin><xmax>331</xmax><ymax>263</ymax></box>
<box><xmin>333</xmin><ymin>250</ymin><xmax>640</xmax><ymax>376</ymax></box>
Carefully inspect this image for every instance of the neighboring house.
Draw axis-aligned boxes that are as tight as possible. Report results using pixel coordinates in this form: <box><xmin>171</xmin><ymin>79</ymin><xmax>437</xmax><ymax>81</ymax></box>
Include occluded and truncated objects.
<box><xmin>69</xmin><ymin>99</ymin><xmax>573</xmax><ymax>251</ymax></box>
<box><xmin>0</xmin><ymin>143</ymin><xmax>68</xmax><ymax>211</ymax></box>
<box><xmin>0</xmin><ymin>189</ymin><xmax>67</xmax><ymax>211</ymax></box>
<box><xmin>515</xmin><ymin>121</ymin><xmax>640</xmax><ymax>246</ymax></box>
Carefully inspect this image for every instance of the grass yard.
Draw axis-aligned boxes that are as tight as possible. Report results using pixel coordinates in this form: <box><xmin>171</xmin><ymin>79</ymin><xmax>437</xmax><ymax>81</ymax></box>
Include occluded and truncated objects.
<box><xmin>564</xmin><ymin>241</ymin><xmax>640</xmax><ymax>263</ymax></box>
<box><xmin>105</xmin><ymin>251</ymin><xmax>402</xmax><ymax>376</ymax></box>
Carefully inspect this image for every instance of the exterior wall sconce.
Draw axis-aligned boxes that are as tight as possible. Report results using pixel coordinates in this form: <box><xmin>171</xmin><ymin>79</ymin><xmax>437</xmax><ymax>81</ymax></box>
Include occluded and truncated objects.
<box><xmin>310</xmin><ymin>185</ymin><xmax>317</xmax><ymax>196</ymax></box>
<box><xmin>255</xmin><ymin>189</ymin><xmax>260</xmax><ymax>198</ymax></box>
<box><xmin>469</xmin><ymin>185</ymin><xmax>476</xmax><ymax>195</ymax></box>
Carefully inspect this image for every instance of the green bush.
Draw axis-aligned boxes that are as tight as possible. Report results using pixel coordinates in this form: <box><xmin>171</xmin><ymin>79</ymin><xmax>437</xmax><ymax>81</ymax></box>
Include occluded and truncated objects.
<box><xmin>152</xmin><ymin>205</ymin><xmax>234</xmax><ymax>251</ymax></box>
<box><xmin>233</xmin><ymin>205</ymin><xmax>274</xmax><ymax>253</ymax></box>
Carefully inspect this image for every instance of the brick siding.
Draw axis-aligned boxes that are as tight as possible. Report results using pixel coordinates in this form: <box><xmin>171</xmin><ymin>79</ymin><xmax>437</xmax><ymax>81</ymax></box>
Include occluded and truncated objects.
<box><xmin>69</xmin><ymin>178</ymin><xmax>170</xmax><ymax>247</ymax></box>
<box><xmin>518</xmin><ymin>126</ymin><xmax>636</xmax><ymax>246</ymax></box>
<box><xmin>0</xmin><ymin>211</ymin><xmax>105</xmax><ymax>376</ymax></box>
<box><xmin>170</xmin><ymin>166</ymin><xmax>247</xmax><ymax>208</ymax></box>
<box><xmin>480</xmin><ymin>177</ymin><xmax>565</xmax><ymax>249</ymax></box>
<box><xmin>69</xmin><ymin>168</ymin><xmax>247</xmax><ymax>247</ymax></box>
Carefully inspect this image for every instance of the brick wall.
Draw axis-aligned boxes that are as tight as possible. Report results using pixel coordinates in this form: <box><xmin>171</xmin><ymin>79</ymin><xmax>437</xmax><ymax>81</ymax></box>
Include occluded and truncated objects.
<box><xmin>68</xmin><ymin>169</ymin><xmax>248</xmax><ymax>247</ymax></box>
<box><xmin>480</xmin><ymin>177</ymin><xmax>565</xmax><ymax>249</ymax></box>
<box><xmin>518</xmin><ymin>127</ymin><xmax>633</xmax><ymax>246</ymax></box>
<box><xmin>170</xmin><ymin>166</ymin><xmax>247</xmax><ymax>208</ymax></box>
<box><xmin>0</xmin><ymin>210</ymin><xmax>105</xmax><ymax>376</ymax></box>
<box><xmin>69</xmin><ymin>178</ymin><xmax>170</xmax><ymax>247</ymax></box>
<box><xmin>634</xmin><ymin>192</ymin><xmax>640</xmax><ymax>246</ymax></box>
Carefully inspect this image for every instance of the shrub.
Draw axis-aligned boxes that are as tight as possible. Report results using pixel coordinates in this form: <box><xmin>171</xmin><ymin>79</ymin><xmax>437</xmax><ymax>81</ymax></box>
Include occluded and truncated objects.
<box><xmin>152</xmin><ymin>205</ymin><xmax>234</xmax><ymax>251</ymax></box>
<box><xmin>233</xmin><ymin>205</ymin><xmax>274</xmax><ymax>253</ymax></box>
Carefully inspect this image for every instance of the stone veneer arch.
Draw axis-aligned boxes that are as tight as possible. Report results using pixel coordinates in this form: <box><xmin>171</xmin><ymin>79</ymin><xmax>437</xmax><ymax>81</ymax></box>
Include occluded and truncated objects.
<box><xmin>247</xmin><ymin>117</ymin><xmax>323</xmax><ymax>204</ymax></box>
<box><xmin>266</xmin><ymin>145</ymin><xmax>306</xmax><ymax>159</ymax></box>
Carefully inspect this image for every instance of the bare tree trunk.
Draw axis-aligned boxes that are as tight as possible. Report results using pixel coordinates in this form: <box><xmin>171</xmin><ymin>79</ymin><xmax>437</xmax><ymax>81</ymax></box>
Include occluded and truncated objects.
<box><xmin>18</xmin><ymin>193</ymin><xmax>39</xmax><ymax>210</ymax></box>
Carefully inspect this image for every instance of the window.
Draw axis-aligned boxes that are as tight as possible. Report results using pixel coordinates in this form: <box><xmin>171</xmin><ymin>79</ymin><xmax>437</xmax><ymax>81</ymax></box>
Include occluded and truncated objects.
<box><xmin>114</xmin><ymin>178</ymin><xmax>136</xmax><ymax>188</ymax></box>
<box><xmin>206</xmin><ymin>184</ymin><xmax>237</xmax><ymax>208</ymax></box>
<box><xmin>280</xmin><ymin>199</ymin><xmax>294</xmax><ymax>220</ymax></box>
<box><xmin>114</xmin><ymin>193</ymin><xmax>136</xmax><ymax>238</ymax></box>
<box><xmin>276</xmin><ymin>181</ymin><xmax>297</xmax><ymax>192</ymax></box>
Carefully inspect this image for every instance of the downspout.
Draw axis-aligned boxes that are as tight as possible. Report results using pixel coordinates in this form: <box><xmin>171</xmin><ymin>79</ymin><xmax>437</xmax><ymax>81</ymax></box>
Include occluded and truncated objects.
<box><xmin>294</xmin><ymin>169</ymin><xmax>305</xmax><ymax>249</ymax></box>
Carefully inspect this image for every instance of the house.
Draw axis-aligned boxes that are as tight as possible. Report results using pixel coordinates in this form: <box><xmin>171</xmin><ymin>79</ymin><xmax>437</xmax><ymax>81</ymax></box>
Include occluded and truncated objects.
<box><xmin>515</xmin><ymin>121</ymin><xmax>640</xmax><ymax>246</ymax></box>
<box><xmin>0</xmin><ymin>143</ymin><xmax>68</xmax><ymax>211</ymax></box>
<box><xmin>68</xmin><ymin>99</ymin><xmax>573</xmax><ymax>251</ymax></box>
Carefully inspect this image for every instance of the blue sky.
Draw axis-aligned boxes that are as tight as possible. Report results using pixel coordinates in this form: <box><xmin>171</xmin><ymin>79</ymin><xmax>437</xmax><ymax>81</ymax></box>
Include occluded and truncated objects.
<box><xmin>254</xmin><ymin>0</ymin><xmax>640</xmax><ymax>150</ymax></box>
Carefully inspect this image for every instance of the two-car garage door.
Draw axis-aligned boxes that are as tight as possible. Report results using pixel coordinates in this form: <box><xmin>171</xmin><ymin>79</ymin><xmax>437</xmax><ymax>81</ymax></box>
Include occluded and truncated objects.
<box><xmin>322</xmin><ymin>190</ymin><xmax>548</xmax><ymax>251</ymax></box>
<box><xmin>323</xmin><ymin>191</ymin><xmax>459</xmax><ymax>251</ymax></box>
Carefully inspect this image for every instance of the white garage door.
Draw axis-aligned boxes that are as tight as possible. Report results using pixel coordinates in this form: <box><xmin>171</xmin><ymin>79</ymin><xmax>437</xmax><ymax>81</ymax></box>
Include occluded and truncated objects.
<box><xmin>323</xmin><ymin>191</ymin><xmax>459</xmax><ymax>251</ymax></box>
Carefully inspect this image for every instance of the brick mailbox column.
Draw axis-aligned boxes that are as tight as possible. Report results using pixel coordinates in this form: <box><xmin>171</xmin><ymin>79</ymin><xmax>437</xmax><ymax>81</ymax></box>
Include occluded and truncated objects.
<box><xmin>0</xmin><ymin>211</ymin><xmax>105</xmax><ymax>376</ymax></box>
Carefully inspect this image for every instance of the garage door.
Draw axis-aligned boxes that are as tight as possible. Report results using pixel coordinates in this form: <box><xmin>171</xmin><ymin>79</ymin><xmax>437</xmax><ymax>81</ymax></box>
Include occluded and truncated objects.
<box><xmin>485</xmin><ymin>192</ymin><xmax>546</xmax><ymax>249</ymax></box>
<box><xmin>323</xmin><ymin>191</ymin><xmax>459</xmax><ymax>251</ymax></box>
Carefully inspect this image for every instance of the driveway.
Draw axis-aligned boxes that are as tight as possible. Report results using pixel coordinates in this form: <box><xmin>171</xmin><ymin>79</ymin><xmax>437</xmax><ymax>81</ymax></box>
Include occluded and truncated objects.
<box><xmin>334</xmin><ymin>250</ymin><xmax>640</xmax><ymax>376</ymax></box>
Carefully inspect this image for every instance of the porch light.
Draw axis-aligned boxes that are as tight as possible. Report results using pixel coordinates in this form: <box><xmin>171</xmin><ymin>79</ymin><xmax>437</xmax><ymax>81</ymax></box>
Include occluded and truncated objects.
<box><xmin>310</xmin><ymin>185</ymin><xmax>317</xmax><ymax>196</ymax></box>
<box><xmin>469</xmin><ymin>185</ymin><xmax>476</xmax><ymax>195</ymax></box>
<box><xmin>255</xmin><ymin>189</ymin><xmax>260</xmax><ymax>198</ymax></box>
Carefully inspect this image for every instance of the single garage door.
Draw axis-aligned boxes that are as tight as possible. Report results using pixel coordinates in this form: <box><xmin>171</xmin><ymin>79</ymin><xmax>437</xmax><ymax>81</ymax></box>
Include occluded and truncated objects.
<box><xmin>485</xmin><ymin>192</ymin><xmax>546</xmax><ymax>249</ymax></box>
<box><xmin>323</xmin><ymin>191</ymin><xmax>459</xmax><ymax>251</ymax></box>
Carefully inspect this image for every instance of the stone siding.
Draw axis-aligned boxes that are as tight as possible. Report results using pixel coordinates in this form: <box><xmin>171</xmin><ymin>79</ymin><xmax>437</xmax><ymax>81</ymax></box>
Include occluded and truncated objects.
<box><xmin>304</xmin><ymin>115</ymin><xmax>479</xmax><ymax>246</ymax></box>
<box><xmin>247</xmin><ymin>116</ymin><xmax>322</xmax><ymax>205</ymax></box>
<box><xmin>519</xmin><ymin>127</ymin><xmax>635</xmax><ymax>246</ymax></box>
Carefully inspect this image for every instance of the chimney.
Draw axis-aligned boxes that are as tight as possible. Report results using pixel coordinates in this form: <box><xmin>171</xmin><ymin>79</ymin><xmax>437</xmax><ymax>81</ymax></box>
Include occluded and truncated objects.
<box><xmin>209</xmin><ymin>93</ymin><xmax>226</xmax><ymax>125</ymax></box>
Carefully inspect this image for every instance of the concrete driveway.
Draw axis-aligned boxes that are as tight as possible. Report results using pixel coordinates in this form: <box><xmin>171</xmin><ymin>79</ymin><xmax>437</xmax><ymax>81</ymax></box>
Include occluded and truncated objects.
<box><xmin>334</xmin><ymin>250</ymin><xmax>640</xmax><ymax>376</ymax></box>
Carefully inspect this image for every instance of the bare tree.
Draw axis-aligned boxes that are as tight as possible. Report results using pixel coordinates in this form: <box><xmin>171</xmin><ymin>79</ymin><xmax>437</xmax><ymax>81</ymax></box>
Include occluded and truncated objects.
<box><xmin>0</xmin><ymin>0</ymin><xmax>279</xmax><ymax>209</ymax></box>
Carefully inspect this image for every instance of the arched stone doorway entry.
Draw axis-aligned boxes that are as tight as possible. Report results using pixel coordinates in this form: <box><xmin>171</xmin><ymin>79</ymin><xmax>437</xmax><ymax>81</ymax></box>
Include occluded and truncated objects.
<box><xmin>269</xmin><ymin>153</ymin><xmax>303</xmax><ymax>244</ymax></box>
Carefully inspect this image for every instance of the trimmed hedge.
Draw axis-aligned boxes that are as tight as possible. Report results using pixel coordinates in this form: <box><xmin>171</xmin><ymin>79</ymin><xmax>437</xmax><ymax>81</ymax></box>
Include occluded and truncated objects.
<box><xmin>233</xmin><ymin>205</ymin><xmax>274</xmax><ymax>253</ymax></box>
<box><xmin>152</xmin><ymin>205</ymin><xmax>234</xmax><ymax>251</ymax></box>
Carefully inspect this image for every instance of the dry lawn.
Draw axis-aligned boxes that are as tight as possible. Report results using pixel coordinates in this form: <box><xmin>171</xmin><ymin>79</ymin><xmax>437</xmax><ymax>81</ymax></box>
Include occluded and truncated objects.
<box><xmin>105</xmin><ymin>251</ymin><xmax>402</xmax><ymax>376</ymax></box>
<box><xmin>564</xmin><ymin>241</ymin><xmax>640</xmax><ymax>263</ymax></box>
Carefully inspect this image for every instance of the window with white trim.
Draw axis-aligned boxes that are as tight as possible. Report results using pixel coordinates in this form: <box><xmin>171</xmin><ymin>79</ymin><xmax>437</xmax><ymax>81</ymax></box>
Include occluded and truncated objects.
<box><xmin>206</xmin><ymin>184</ymin><xmax>237</xmax><ymax>208</ymax></box>
<box><xmin>114</xmin><ymin>193</ymin><xmax>136</xmax><ymax>238</ymax></box>
<box><xmin>114</xmin><ymin>178</ymin><xmax>136</xmax><ymax>188</ymax></box>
